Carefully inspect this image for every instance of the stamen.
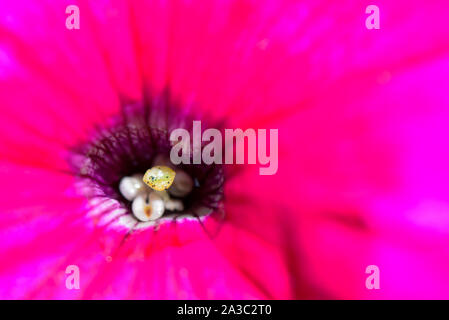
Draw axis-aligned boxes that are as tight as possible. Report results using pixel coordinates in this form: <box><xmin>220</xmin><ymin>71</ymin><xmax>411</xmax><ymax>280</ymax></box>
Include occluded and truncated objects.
<box><xmin>131</xmin><ymin>192</ymin><xmax>165</xmax><ymax>221</ymax></box>
<box><xmin>165</xmin><ymin>198</ymin><xmax>184</xmax><ymax>211</ymax></box>
<box><xmin>118</xmin><ymin>174</ymin><xmax>146</xmax><ymax>201</ymax></box>
<box><xmin>117</xmin><ymin>164</ymin><xmax>194</xmax><ymax>222</ymax></box>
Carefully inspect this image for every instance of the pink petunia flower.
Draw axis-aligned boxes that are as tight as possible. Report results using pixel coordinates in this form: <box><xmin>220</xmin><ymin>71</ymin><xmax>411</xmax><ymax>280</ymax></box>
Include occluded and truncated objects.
<box><xmin>0</xmin><ymin>0</ymin><xmax>449</xmax><ymax>299</ymax></box>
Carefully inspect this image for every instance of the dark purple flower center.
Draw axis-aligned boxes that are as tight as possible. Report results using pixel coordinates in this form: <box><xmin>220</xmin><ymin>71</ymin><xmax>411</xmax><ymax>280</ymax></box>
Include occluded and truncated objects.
<box><xmin>68</xmin><ymin>100</ymin><xmax>225</xmax><ymax>229</ymax></box>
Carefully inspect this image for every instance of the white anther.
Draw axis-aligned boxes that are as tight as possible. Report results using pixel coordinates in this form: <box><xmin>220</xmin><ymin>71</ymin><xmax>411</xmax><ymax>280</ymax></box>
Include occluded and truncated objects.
<box><xmin>131</xmin><ymin>192</ymin><xmax>165</xmax><ymax>222</ymax></box>
<box><xmin>168</xmin><ymin>169</ymin><xmax>194</xmax><ymax>198</ymax></box>
<box><xmin>165</xmin><ymin>199</ymin><xmax>184</xmax><ymax>211</ymax></box>
<box><xmin>119</xmin><ymin>175</ymin><xmax>146</xmax><ymax>201</ymax></box>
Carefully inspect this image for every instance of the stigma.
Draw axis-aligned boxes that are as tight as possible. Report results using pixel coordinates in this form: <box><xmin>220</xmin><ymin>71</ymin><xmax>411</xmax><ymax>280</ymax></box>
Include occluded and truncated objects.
<box><xmin>143</xmin><ymin>166</ymin><xmax>176</xmax><ymax>191</ymax></box>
